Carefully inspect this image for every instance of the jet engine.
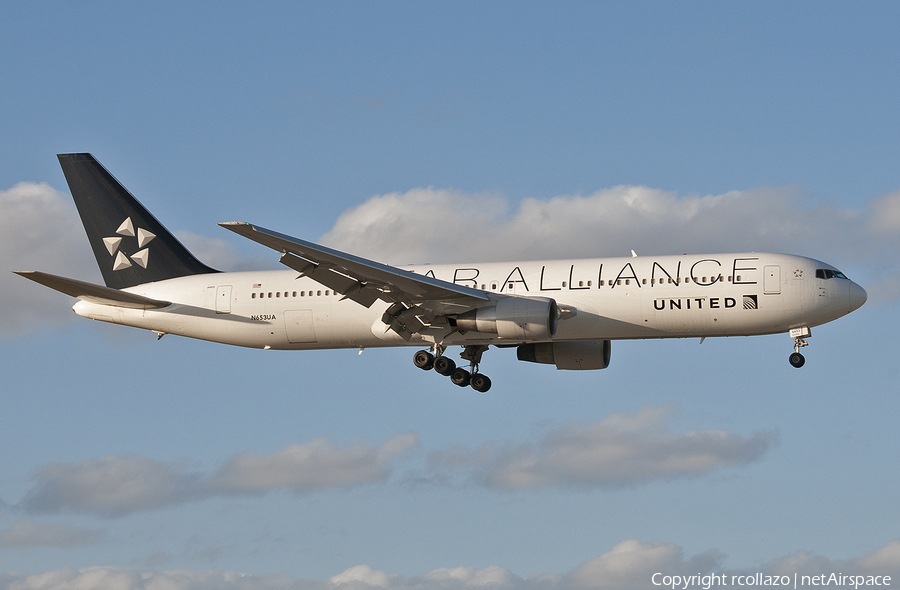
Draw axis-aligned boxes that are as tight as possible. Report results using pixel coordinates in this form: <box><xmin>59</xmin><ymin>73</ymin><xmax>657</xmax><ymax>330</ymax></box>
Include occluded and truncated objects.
<box><xmin>516</xmin><ymin>340</ymin><xmax>611</xmax><ymax>370</ymax></box>
<box><xmin>454</xmin><ymin>297</ymin><xmax>558</xmax><ymax>340</ymax></box>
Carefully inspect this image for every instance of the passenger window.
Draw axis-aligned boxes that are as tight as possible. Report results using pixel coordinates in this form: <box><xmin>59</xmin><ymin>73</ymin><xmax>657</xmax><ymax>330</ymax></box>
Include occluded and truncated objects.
<box><xmin>317</xmin><ymin>290</ymin><xmax>322</xmax><ymax>296</ymax></box>
<box><xmin>562</xmin><ymin>281</ymin><xmax>568</xmax><ymax>287</ymax></box>
<box><xmin>642</xmin><ymin>279</ymin><xmax>647</xmax><ymax>285</ymax></box>
<box><xmin>292</xmin><ymin>291</ymin><xmax>297</xmax><ymax>297</ymax></box>
<box><xmin>587</xmin><ymin>280</ymin><xmax>592</xmax><ymax>286</ymax></box>
<box><xmin>252</xmin><ymin>293</ymin><xmax>256</xmax><ymax>299</ymax></box>
<box><xmin>325</xmin><ymin>290</ymin><xmax>330</xmax><ymax>296</ymax></box>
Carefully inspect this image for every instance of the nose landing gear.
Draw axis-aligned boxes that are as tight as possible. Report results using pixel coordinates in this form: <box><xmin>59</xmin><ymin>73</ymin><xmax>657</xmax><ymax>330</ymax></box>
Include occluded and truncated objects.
<box><xmin>413</xmin><ymin>344</ymin><xmax>492</xmax><ymax>392</ymax></box>
<box><xmin>788</xmin><ymin>326</ymin><xmax>810</xmax><ymax>368</ymax></box>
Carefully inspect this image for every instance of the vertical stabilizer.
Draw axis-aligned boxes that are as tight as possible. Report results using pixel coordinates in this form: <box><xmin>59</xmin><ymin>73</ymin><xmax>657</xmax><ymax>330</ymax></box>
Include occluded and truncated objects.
<box><xmin>58</xmin><ymin>153</ymin><xmax>218</xmax><ymax>289</ymax></box>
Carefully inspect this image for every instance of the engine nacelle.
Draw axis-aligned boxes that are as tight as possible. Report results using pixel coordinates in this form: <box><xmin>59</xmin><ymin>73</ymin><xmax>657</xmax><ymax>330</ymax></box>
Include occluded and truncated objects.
<box><xmin>455</xmin><ymin>297</ymin><xmax>559</xmax><ymax>340</ymax></box>
<box><xmin>517</xmin><ymin>340</ymin><xmax>612</xmax><ymax>370</ymax></box>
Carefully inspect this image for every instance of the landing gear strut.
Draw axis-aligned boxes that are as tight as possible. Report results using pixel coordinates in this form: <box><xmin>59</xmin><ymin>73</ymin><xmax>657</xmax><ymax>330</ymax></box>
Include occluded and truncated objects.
<box><xmin>788</xmin><ymin>326</ymin><xmax>810</xmax><ymax>368</ymax></box>
<box><xmin>412</xmin><ymin>344</ymin><xmax>492</xmax><ymax>392</ymax></box>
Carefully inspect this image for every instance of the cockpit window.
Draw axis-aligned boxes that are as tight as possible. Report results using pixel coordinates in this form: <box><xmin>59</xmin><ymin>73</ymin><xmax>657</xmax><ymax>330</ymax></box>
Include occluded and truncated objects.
<box><xmin>815</xmin><ymin>269</ymin><xmax>849</xmax><ymax>280</ymax></box>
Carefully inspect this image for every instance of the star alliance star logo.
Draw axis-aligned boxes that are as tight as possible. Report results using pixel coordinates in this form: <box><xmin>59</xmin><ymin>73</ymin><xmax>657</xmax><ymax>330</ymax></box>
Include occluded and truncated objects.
<box><xmin>102</xmin><ymin>217</ymin><xmax>156</xmax><ymax>271</ymax></box>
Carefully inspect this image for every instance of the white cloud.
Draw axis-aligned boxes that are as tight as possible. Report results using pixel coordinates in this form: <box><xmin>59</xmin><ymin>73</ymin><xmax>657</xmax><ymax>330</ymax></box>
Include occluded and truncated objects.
<box><xmin>20</xmin><ymin>435</ymin><xmax>419</xmax><ymax>516</ymax></box>
<box><xmin>428</xmin><ymin>404</ymin><xmax>776</xmax><ymax>490</ymax></box>
<box><xmin>2</xmin><ymin>539</ymin><xmax>897</xmax><ymax>590</ymax></box>
<box><xmin>320</xmin><ymin>186</ymin><xmax>845</xmax><ymax>263</ymax></box>
<box><xmin>209</xmin><ymin>433</ymin><xmax>419</xmax><ymax>494</ymax></box>
<box><xmin>761</xmin><ymin>540</ymin><xmax>900</xmax><ymax>578</ymax></box>
<box><xmin>320</xmin><ymin>188</ymin><xmax>508</xmax><ymax>265</ymax></box>
<box><xmin>0</xmin><ymin>519</ymin><xmax>104</xmax><ymax>548</ymax></box>
<box><xmin>330</xmin><ymin>564</ymin><xmax>394</xmax><ymax>588</ymax></box>
<box><xmin>566</xmin><ymin>539</ymin><xmax>721</xmax><ymax>589</ymax></box>
<box><xmin>867</xmin><ymin>190</ymin><xmax>900</xmax><ymax>234</ymax></box>
<box><xmin>21</xmin><ymin>455</ymin><xmax>203</xmax><ymax>517</ymax></box>
<box><xmin>15</xmin><ymin>409</ymin><xmax>771</xmax><ymax>516</ymax></box>
<box><xmin>15</xmin><ymin>406</ymin><xmax>775</xmax><ymax>515</ymax></box>
<box><xmin>175</xmin><ymin>231</ymin><xmax>277</xmax><ymax>272</ymax></box>
<box><xmin>0</xmin><ymin>182</ymin><xmax>97</xmax><ymax>338</ymax></box>
<box><xmin>0</xmin><ymin>567</ymin><xmax>324</xmax><ymax>590</ymax></box>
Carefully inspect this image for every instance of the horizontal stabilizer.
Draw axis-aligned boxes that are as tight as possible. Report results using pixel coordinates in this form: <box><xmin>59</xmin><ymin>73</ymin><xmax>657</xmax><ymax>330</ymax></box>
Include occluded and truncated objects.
<box><xmin>14</xmin><ymin>271</ymin><xmax>170</xmax><ymax>309</ymax></box>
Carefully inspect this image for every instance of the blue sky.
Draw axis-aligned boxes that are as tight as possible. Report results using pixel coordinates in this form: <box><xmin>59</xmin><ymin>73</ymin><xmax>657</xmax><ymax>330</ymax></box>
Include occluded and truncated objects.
<box><xmin>2</xmin><ymin>3</ymin><xmax>899</xmax><ymax>589</ymax></box>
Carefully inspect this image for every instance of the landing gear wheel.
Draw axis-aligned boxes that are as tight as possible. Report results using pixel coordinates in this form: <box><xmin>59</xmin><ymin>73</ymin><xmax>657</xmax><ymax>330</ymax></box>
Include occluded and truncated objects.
<box><xmin>450</xmin><ymin>367</ymin><xmax>471</xmax><ymax>387</ymax></box>
<box><xmin>413</xmin><ymin>350</ymin><xmax>434</xmax><ymax>371</ymax></box>
<box><xmin>470</xmin><ymin>373</ymin><xmax>492</xmax><ymax>393</ymax></box>
<box><xmin>789</xmin><ymin>352</ymin><xmax>805</xmax><ymax>368</ymax></box>
<box><xmin>433</xmin><ymin>356</ymin><xmax>456</xmax><ymax>376</ymax></box>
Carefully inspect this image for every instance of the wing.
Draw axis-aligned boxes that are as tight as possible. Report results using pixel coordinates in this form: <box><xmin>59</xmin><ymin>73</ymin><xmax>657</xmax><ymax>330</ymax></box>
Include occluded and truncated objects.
<box><xmin>219</xmin><ymin>222</ymin><xmax>489</xmax><ymax>307</ymax></box>
<box><xmin>15</xmin><ymin>271</ymin><xmax>171</xmax><ymax>309</ymax></box>
<box><xmin>219</xmin><ymin>222</ymin><xmax>492</xmax><ymax>340</ymax></box>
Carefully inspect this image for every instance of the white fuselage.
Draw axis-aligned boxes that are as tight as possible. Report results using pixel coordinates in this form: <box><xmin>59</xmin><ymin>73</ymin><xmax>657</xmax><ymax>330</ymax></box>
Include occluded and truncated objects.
<box><xmin>72</xmin><ymin>252</ymin><xmax>865</xmax><ymax>351</ymax></box>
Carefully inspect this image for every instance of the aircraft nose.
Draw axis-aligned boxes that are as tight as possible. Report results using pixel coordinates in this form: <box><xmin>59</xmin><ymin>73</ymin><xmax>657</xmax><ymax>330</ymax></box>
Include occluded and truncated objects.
<box><xmin>849</xmin><ymin>281</ymin><xmax>867</xmax><ymax>312</ymax></box>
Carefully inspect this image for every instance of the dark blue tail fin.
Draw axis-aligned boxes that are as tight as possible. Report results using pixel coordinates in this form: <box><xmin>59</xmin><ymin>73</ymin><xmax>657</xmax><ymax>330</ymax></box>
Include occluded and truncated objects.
<box><xmin>58</xmin><ymin>153</ymin><xmax>218</xmax><ymax>289</ymax></box>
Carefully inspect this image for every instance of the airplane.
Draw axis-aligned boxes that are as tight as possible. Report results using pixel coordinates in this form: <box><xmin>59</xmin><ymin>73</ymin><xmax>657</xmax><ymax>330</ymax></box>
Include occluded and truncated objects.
<box><xmin>16</xmin><ymin>154</ymin><xmax>868</xmax><ymax>393</ymax></box>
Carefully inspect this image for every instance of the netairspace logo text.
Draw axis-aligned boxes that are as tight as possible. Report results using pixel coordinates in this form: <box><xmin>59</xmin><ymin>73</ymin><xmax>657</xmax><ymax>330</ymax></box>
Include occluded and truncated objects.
<box><xmin>652</xmin><ymin>572</ymin><xmax>892</xmax><ymax>589</ymax></box>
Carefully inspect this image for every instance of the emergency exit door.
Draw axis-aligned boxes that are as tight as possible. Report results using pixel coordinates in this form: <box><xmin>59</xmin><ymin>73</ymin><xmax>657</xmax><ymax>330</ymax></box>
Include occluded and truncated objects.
<box><xmin>763</xmin><ymin>266</ymin><xmax>781</xmax><ymax>295</ymax></box>
<box><xmin>216</xmin><ymin>285</ymin><xmax>233</xmax><ymax>313</ymax></box>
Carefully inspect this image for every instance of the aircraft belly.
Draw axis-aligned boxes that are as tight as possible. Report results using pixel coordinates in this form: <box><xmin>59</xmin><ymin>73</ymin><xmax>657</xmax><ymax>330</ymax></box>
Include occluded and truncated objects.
<box><xmin>653</xmin><ymin>301</ymin><xmax>711</xmax><ymax>333</ymax></box>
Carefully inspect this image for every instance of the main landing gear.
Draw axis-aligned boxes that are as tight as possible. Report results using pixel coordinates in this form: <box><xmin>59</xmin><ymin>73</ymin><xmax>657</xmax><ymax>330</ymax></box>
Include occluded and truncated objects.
<box><xmin>788</xmin><ymin>326</ymin><xmax>810</xmax><ymax>368</ymax></box>
<box><xmin>413</xmin><ymin>344</ymin><xmax>492</xmax><ymax>393</ymax></box>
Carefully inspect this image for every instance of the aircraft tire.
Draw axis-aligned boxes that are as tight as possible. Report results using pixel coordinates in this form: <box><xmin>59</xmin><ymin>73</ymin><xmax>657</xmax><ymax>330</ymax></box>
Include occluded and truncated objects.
<box><xmin>414</xmin><ymin>350</ymin><xmax>434</xmax><ymax>371</ymax></box>
<box><xmin>470</xmin><ymin>374</ymin><xmax>491</xmax><ymax>393</ymax></box>
<box><xmin>789</xmin><ymin>352</ymin><xmax>805</xmax><ymax>368</ymax></box>
<box><xmin>434</xmin><ymin>356</ymin><xmax>456</xmax><ymax>376</ymax></box>
<box><xmin>450</xmin><ymin>367</ymin><xmax>471</xmax><ymax>387</ymax></box>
